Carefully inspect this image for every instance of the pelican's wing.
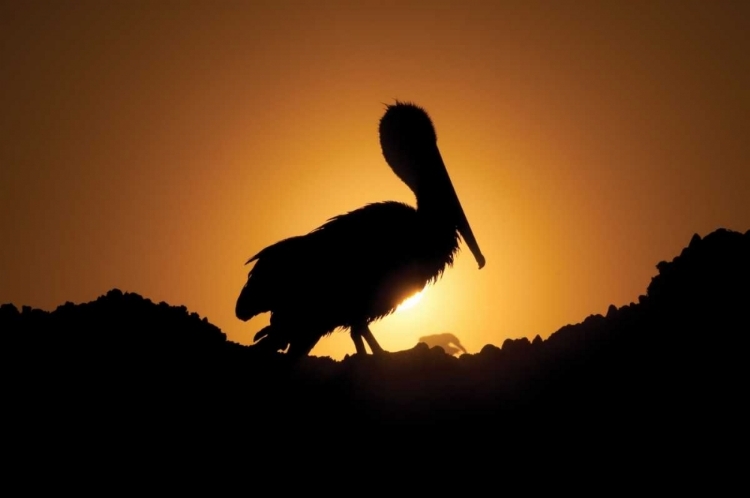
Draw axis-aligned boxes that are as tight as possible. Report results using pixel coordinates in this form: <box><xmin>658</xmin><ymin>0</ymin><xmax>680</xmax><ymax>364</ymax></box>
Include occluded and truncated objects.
<box><xmin>236</xmin><ymin>201</ymin><xmax>421</xmax><ymax>323</ymax></box>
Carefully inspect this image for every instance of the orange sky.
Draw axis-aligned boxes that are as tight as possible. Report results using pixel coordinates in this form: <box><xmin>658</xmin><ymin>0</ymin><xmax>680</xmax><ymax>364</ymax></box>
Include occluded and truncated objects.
<box><xmin>2</xmin><ymin>1</ymin><xmax>748</xmax><ymax>359</ymax></box>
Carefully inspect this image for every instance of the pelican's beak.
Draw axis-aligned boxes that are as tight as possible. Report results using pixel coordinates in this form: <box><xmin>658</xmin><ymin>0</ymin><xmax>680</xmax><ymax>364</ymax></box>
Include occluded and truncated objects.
<box><xmin>434</xmin><ymin>150</ymin><xmax>486</xmax><ymax>270</ymax></box>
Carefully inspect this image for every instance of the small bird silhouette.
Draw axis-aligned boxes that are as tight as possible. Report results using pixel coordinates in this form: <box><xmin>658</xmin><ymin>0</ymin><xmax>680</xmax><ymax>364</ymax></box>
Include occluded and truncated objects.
<box><xmin>418</xmin><ymin>333</ymin><xmax>468</xmax><ymax>356</ymax></box>
<box><xmin>236</xmin><ymin>101</ymin><xmax>485</xmax><ymax>357</ymax></box>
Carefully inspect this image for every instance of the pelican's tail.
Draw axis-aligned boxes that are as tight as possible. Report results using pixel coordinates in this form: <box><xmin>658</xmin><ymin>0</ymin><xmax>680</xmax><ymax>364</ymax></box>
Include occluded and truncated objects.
<box><xmin>235</xmin><ymin>277</ymin><xmax>266</xmax><ymax>321</ymax></box>
<box><xmin>236</xmin><ymin>254</ymin><xmax>274</xmax><ymax>321</ymax></box>
<box><xmin>249</xmin><ymin>324</ymin><xmax>290</xmax><ymax>354</ymax></box>
<box><xmin>236</xmin><ymin>240</ymin><xmax>294</xmax><ymax>321</ymax></box>
<box><xmin>250</xmin><ymin>323</ymin><xmax>321</xmax><ymax>359</ymax></box>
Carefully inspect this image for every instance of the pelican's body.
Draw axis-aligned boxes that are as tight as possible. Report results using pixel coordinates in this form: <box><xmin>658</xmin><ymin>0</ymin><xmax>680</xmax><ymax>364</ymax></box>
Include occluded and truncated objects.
<box><xmin>236</xmin><ymin>102</ymin><xmax>485</xmax><ymax>357</ymax></box>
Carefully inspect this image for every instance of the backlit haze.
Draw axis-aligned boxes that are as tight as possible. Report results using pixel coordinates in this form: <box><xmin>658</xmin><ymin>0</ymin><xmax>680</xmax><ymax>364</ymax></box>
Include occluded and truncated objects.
<box><xmin>2</xmin><ymin>1</ymin><xmax>748</xmax><ymax>359</ymax></box>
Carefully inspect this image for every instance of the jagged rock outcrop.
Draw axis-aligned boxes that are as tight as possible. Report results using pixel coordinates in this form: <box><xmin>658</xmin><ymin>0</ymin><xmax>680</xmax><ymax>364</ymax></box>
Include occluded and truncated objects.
<box><xmin>2</xmin><ymin>228</ymin><xmax>748</xmax><ymax>435</ymax></box>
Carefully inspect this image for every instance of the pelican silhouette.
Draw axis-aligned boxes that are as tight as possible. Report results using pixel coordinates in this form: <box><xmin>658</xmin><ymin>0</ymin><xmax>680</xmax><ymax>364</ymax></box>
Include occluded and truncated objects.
<box><xmin>236</xmin><ymin>101</ymin><xmax>485</xmax><ymax>357</ymax></box>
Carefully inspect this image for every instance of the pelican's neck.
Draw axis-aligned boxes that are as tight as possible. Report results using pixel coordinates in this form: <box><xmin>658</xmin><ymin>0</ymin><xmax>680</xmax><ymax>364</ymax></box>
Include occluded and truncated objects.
<box><xmin>415</xmin><ymin>186</ymin><xmax>450</xmax><ymax>216</ymax></box>
<box><xmin>415</xmin><ymin>192</ymin><xmax>458</xmax><ymax>236</ymax></box>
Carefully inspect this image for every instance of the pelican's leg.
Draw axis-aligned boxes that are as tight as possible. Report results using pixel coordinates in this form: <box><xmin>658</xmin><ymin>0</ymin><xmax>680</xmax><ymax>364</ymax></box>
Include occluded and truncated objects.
<box><xmin>361</xmin><ymin>325</ymin><xmax>385</xmax><ymax>355</ymax></box>
<box><xmin>350</xmin><ymin>327</ymin><xmax>367</xmax><ymax>355</ymax></box>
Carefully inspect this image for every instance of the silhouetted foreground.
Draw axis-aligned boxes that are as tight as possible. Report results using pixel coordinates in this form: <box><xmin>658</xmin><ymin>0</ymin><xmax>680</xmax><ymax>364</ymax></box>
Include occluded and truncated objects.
<box><xmin>3</xmin><ymin>228</ymin><xmax>748</xmax><ymax>446</ymax></box>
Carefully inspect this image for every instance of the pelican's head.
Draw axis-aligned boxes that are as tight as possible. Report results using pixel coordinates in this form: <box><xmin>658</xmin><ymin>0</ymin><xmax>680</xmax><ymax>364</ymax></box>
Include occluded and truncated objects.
<box><xmin>379</xmin><ymin>101</ymin><xmax>485</xmax><ymax>269</ymax></box>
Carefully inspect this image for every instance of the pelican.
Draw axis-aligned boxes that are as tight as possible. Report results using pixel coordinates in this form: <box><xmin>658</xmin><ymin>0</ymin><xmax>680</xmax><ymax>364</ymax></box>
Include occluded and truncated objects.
<box><xmin>236</xmin><ymin>101</ymin><xmax>485</xmax><ymax>357</ymax></box>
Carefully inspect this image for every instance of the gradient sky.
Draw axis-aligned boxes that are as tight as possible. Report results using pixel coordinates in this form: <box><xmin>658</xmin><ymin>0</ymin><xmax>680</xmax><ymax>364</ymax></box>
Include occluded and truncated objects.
<box><xmin>2</xmin><ymin>1</ymin><xmax>748</xmax><ymax>359</ymax></box>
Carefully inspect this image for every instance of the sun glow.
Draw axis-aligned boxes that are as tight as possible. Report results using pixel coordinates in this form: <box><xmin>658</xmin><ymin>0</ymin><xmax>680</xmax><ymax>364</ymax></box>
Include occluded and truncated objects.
<box><xmin>396</xmin><ymin>290</ymin><xmax>424</xmax><ymax>312</ymax></box>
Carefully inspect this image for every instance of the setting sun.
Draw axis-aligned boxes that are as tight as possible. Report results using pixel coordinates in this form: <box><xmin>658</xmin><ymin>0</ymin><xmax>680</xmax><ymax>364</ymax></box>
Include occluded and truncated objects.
<box><xmin>1</xmin><ymin>1</ymin><xmax>748</xmax><ymax>362</ymax></box>
<box><xmin>397</xmin><ymin>290</ymin><xmax>424</xmax><ymax>312</ymax></box>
